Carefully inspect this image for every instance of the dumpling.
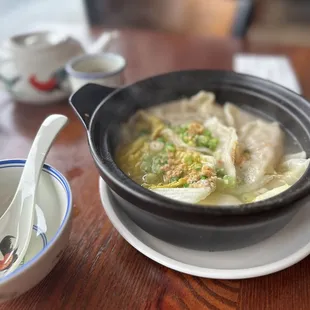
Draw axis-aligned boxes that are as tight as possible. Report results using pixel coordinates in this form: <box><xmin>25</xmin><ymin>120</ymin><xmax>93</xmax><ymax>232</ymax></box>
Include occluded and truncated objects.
<box><xmin>199</xmin><ymin>192</ymin><xmax>242</xmax><ymax>206</ymax></box>
<box><xmin>277</xmin><ymin>155</ymin><xmax>310</xmax><ymax>185</ymax></box>
<box><xmin>282</xmin><ymin>151</ymin><xmax>306</xmax><ymax>161</ymax></box>
<box><xmin>160</xmin><ymin>127</ymin><xmax>213</xmax><ymax>155</ymax></box>
<box><xmin>254</xmin><ymin>184</ymin><xmax>290</xmax><ymax>202</ymax></box>
<box><xmin>236</xmin><ymin>120</ymin><xmax>284</xmax><ymax>187</ymax></box>
<box><xmin>204</xmin><ymin>117</ymin><xmax>238</xmax><ymax>178</ymax></box>
<box><xmin>121</xmin><ymin>110</ymin><xmax>165</xmax><ymax>142</ymax></box>
<box><xmin>223</xmin><ymin>102</ymin><xmax>257</xmax><ymax>131</ymax></box>
<box><xmin>233</xmin><ymin>175</ymin><xmax>275</xmax><ymax>195</ymax></box>
<box><xmin>117</xmin><ymin>90</ymin><xmax>310</xmax><ymax>206</ymax></box>
<box><xmin>148</xmin><ymin>91</ymin><xmax>224</xmax><ymax>125</ymax></box>
<box><xmin>259</xmin><ymin>154</ymin><xmax>310</xmax><ymax>189</ymax></box>
<box><xmin>236</xmin><ymin>152</ymin><xmax>310</xmax><ymax>202</ymax></box>
<box><xmin>152</xmin><ymin>187</ymin><xmax>213</xmax><ymax>203</ymax></box>
<box><xmin>149</xmin><ymin>151</ymin><xmax>217</xmax><ymax>203</ymax></box>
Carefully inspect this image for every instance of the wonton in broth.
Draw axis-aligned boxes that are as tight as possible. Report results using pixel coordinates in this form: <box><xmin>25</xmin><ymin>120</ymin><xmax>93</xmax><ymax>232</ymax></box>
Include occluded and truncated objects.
<box><xmin>116</xmin><ymin>91</ymin><xmax>310</xmax><ymax>205</ymax></box>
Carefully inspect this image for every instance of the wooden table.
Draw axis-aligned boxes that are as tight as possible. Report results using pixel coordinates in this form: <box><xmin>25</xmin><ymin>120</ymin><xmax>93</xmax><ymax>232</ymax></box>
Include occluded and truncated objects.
<box><xmin>1</xmin><ymin>28</ymin><xmax>310</xmax><ymax>310</ymax></box>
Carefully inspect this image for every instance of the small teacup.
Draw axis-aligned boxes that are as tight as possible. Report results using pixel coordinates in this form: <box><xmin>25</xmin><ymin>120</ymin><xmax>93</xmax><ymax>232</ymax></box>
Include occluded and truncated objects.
<box><xmin>0</xmin><ymin>31</ymin><xmax>84</xmax><ymax>104</ymax></box>
<box><xmin>65</xmin><ymin>53</ymin><xmax>126</xmax><ymax>92</ymax></box>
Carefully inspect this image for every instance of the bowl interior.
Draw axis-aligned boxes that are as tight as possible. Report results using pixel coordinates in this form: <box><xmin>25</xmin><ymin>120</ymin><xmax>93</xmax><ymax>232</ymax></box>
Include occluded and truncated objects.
<box><xmin>66</xmin><ymin>53</ymin><xmax>126</xmax><ymax>79</ymax></box>
<box><xmin>0</xmin><ymin>161</ymin><xmax>70</xmax><ymax>271</ymax></box>
<box><xmin>89</xmin><ymin>70</ymin><xmax>310</xmax><ymax>215</ymax></box>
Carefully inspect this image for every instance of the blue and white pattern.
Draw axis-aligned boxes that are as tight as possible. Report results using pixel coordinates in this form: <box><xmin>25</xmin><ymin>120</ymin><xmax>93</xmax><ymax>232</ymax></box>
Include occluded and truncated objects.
<box><xmin>0</xmin><ymin>159</ymin><xmax>72</xmax><ymax>283</ymax></box>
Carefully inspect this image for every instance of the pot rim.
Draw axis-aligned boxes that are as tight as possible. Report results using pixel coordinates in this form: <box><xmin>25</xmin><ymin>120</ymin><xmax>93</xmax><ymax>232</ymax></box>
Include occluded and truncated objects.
<box><xmin>87</xmin><ymin>69</ymin><xmax>310</xmax><ymax>217</ymax></box>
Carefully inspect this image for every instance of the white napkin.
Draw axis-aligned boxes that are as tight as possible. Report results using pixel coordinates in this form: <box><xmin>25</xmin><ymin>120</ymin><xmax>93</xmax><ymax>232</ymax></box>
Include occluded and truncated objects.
<box><xmin>233</xmin><ymin>54</ymin><xmax>301</xmax><ymax>94</ymax></box>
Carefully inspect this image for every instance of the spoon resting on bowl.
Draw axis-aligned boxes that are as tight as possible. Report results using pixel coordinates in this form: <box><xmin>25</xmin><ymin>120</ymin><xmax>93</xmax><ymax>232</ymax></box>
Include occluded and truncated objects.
<box><xmin>0</xmin><ymin>114</ymin><xmax>68</xmax><ymax>277</ymax></box>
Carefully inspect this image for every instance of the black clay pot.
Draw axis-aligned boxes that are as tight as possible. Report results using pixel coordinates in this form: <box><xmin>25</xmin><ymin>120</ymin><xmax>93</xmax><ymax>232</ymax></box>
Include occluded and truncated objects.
<box><xmin>70</xmin><ymin>70</ymin><xmax>310</xmax><ymax>251</ymax></box>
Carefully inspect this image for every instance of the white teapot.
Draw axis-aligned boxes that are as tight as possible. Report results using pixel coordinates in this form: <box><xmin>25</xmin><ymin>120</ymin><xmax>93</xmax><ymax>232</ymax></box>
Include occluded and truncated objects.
<box><xmin>0</xmin><ymin>31</ymin><xmax>85</xmax><ymax>104</ymax></box>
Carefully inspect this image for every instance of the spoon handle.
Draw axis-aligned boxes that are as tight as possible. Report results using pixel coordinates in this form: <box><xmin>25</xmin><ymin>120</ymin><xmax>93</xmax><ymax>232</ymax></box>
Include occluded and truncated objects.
<box><xmin>18</xmin><ymin>115</ymin><xmax>68</xmax><ymax>190</ymax></box>
<box><xmin>5</xmin><ymin>114</ymin><xmax>68</xmax><ymax>275</ymax></box>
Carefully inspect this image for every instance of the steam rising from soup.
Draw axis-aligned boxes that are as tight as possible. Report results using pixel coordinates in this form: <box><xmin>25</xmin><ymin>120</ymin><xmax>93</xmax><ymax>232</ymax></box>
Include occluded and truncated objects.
<box><xmin>115</xmin><ymin>91</ymin><xmax>310</xmax><ymax>205</ymax></box>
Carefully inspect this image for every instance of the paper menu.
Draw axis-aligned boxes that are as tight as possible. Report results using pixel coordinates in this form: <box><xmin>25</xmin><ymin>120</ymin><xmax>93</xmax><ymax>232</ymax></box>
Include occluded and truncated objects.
<box><xmin>233</xmin><ymin>54</ymin><xmax>301</xmax><ymax>95</ymax></box>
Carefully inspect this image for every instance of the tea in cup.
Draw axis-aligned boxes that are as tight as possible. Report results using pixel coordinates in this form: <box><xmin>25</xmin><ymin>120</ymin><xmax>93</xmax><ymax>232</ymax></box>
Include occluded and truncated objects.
<box><xmin>65</xmin><ymin>53</ymin><xmax>126</xmax><ymax>92</ymax></box>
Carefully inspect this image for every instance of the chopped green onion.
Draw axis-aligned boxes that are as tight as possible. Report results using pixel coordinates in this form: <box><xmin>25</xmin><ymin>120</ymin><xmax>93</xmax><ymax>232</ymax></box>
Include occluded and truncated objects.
<box><xmin>182</xmin><ymin>133</ymin><xmax>189</xmax><ymax>143</ymax></box>
<box><xmin>170</xmin><ymin>176</ymin><xmax>179</xmax><ymax>183</ymax></box>
<box><xmin>184</xmin><ymin>155</ymin><xmax>193</xmax><ymax>165</ymax></box>
<box><xmin>200</xmin><ymin>175</ymin><xmax>207</xmax><ymax>180</ymax></box>
<box><xmin>140</xmin><ymin>161</ymin><xmax>151</xmax><ymax>172</ymax></box>
<box><xmin>183</xmin><ymin>183</ymin><xmax>189</xmax><ymax>188</ymax></box>
<box><xmin>216</xmin><ymin>168</ymin><xmax>225</xmax><ymax>178</ymax></box>
<box><xmin>208</xmin><ymin>138</ymin><xmax>219</xmax><ymax>151</ymax></box>
<box><xmin>180</xmin><ymin>126</ymin><xmax>188</xmax><ymax>133</ymax></box>
<box><xmin>174</xmin><ymin>127</ymin><xmax>180</xmax><ymax>134</ymax></box>
<box><xmin>196</xmin><ymin>135</ymin><xmax>209</xmax><ymax>147</ymax></box>
<box><xmin>203</xmin><ymin>129</ymin><xmax>212</xmax><ymax>137</ymax></box>
<box><xmin>187</xmin><ymin>141</ymin><xmax>195</xmax><ymax>146</ymax></box>
<box><xmin>144</xmin><ymin>173</ymin><xmax>159</xmax><ymax>184</ymax></box>
<box><xmin>175</xmin><ymin>125</ymin><xmax>188</xmax><ymax>134</ymax></box>
<box><xmin>194</xmin><ymin>163</ymin><xmax>202</xmax><ymax>171</ymax></box>
<box><xmin>165</xmin><ymin>142</ymin><xmax>176</xmax><ymax>152</ymax></box>
<box><xmin>152</xmin><ymin>157</ymin><xmax>164</xmax><ymax>174</ymax></box>
<box><xmin>223</xmin><ymin>175</ymin><xmax>236</xmax><ymax>188</ymax></box>
<box><xmin>139</xmin><ymin>129</ymin><xmax>150</xmax><ymax>136</ymax></box>
<box><xmin>157</xmin><ymin>137</ymin><xmax>165</xmax><ymax>143</ymax></box>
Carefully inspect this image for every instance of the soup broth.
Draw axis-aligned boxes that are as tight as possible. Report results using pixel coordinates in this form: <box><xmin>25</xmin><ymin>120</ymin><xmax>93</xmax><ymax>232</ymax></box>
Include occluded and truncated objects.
<box><xmin>116</xmin><ymin>91</ymin><xmax>310</xmax><ymax>205</ymax></box>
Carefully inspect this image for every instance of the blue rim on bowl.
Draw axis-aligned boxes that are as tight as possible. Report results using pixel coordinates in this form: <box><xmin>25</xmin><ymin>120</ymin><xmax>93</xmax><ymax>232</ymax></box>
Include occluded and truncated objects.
<box><xmin>0</xmin><ymin>159</ymin><xmax>72</xmax><ymax>284</ymax></box>
<box><xmin>65</xmin><ymin>53</ymin><xmax>126</xmax><ymax>80</ymax></box>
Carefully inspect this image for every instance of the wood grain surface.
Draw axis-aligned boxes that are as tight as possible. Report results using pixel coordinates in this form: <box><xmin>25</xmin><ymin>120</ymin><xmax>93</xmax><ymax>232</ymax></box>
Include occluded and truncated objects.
<box><xmin>1</xmin><ymin>28</ymin><xmax>310</xmax><ymax>309</ymax></box>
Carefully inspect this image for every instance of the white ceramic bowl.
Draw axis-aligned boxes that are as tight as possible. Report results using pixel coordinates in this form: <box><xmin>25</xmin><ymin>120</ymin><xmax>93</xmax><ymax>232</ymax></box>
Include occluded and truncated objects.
<box><xmin>0</xmin><ymin>159</ymin><xmax>72</xmax><ymax>302</ymax></box>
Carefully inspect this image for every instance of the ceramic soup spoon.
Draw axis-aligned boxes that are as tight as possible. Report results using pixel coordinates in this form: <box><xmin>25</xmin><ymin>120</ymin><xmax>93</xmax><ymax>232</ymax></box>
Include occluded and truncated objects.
<box><xmin>0</xmin><ymin>114</ymin><xmax>68</xmax><ymax>277</ymax></box>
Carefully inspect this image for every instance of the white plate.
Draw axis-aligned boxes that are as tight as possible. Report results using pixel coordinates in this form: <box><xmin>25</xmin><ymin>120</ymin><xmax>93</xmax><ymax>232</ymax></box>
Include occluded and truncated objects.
<box><xmin>99</xmin><ymin>178</ymin><xmax>310</xmax><ymax>279</ymax></box>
